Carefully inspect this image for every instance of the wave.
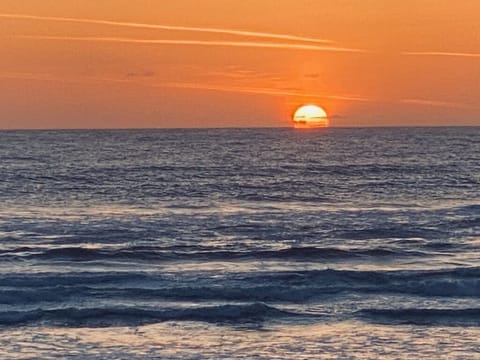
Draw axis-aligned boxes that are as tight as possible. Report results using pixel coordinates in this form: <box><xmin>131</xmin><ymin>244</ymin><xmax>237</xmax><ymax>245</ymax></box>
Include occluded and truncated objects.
<box><xmin>2</xmin><ymin>268</ymin><xmax>480</xmax><ymax>306</ymax></box>
<box><xmin>2</xmin><ymin>245</ymin><xmax>429</xmax><ymax>262</ymax></box>
<box><xmin>357</xmin><ymin>308</ymin><xmax>480</xmax><ymax>326</ymax></box>
<box><xmin>0</xmin><ymin>271</ymin><xmax>151</xmax><ymax>288</ymax></box>
<box><xmin>337</xmin><ymin>226</ymin><xmax>447</xmax><ymax>240</ymax></box>
<box><xmin>0</xmin><ymin>303</ymin><xmax>304</xmax><ymax>327</ymax></box>
<box><xmin>4</xmin><ymin>302</ymin><xmax>480</xmax><ymax>328</ymax></box>
<box><xmin>451</xmin><ymin>204</ymin><xmax>480</xmax><ymax>214</ymax></box>
<box><xmin>439</xmin><ymin>217</ymin><xmax>480</xmax><ymax>230</ymax></box>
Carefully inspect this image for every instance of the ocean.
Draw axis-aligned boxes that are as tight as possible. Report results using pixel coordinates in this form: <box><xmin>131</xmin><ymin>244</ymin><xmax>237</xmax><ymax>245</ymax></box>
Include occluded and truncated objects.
<box><xmin>0</xmin><ymin>127</ymin><xmax>479</xmax><ymax>359</ymax></box>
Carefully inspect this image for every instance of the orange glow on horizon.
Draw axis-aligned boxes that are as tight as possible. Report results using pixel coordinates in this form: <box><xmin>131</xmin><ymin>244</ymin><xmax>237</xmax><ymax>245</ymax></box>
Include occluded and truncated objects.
<box><xmin>0</xmin><ymin>1</ymin><xmax>480</xmax><ymax>129</ymax></box>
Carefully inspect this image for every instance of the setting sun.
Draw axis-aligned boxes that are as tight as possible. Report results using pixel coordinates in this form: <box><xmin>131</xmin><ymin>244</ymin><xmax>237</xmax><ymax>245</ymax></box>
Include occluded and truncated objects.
<box><xmin>293</xmin><ymin>105</ymin><xmax>329</xmax><ymax>128</ymax></box>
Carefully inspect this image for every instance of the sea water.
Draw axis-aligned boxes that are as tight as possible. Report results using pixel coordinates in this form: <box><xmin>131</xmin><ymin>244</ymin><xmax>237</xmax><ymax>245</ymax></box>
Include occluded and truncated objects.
<box><xmin>0</xmin><ymin>127</ymin><xmax>479</xmax><ymax>359</ymax></box>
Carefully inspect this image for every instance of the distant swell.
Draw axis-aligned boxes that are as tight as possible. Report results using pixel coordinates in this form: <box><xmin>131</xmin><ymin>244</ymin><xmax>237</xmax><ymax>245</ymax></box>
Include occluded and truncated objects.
<box><xmin>0</xmin><ymin>303</ymin><xmax>304</xmax><ymax>327</ymax></box>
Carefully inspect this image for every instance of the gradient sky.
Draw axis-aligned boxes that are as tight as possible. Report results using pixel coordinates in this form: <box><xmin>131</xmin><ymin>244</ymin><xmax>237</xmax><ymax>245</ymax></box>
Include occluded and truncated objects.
<box><xmin>1</xmin><ymin>0</ymin><xmax>480</xmax><ymax>129</ymax></box>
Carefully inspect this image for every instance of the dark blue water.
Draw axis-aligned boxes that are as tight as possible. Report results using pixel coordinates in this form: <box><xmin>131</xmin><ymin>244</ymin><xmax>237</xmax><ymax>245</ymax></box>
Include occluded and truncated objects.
<box><xmin>0</xmin><ymin>128</ymin><xmax>479</xmax><ymax>358</ymax></box>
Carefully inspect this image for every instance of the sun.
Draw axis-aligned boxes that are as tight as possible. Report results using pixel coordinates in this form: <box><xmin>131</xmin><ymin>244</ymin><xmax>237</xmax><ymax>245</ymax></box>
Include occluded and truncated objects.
<box><xmin>293</xmin><ymin>105</ymin><xmax>329</xmax><ymax>128</ymax></box>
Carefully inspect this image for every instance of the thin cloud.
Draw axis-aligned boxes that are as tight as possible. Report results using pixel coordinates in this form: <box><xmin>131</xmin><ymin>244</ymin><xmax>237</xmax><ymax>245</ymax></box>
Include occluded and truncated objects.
<box><xmin>0</xmin><ymin>71</ymin><xmax>130</xmax><ymax>85</ymax></box>
<box><xmin>14</xmin><ymin>35</ymin><xmax>365</xmax><ymax>53</ymax></box>
<box><xmin>402</xmin><ymin>98</ymin><xmax>475</xmax><ymax>109</ymax></box>
<box><xmin>404</xmin><ymin>51</ymin><xmax>480</xmax><ymax>58</ymax></box>
<box><xmin>0</xmin><ymin>72</ymin><xmax>53</xmax><ymax>81</ymax></box>
<box><xmin>0</xmin><ymin>72</ymin><xmax>370</xmax><ymax>102</ymax></box>
<box><xmin>158</xmin><ymin>82</ymin><xmax>371</xmax><ymax>102</ymax></box>
<box><xmin>4</xmin><ymin>72</ymin><xmax>477</xmax><ymax>113</ymax></box>
<box><xmin>126</xmin><ymin>71</ymin><xmax>155</xmax><ymax>78</ymax></box>
<box><xmin>0</xmin><ymin>13</ymin><xmax>334</xmax><ymax>44</ymax></box>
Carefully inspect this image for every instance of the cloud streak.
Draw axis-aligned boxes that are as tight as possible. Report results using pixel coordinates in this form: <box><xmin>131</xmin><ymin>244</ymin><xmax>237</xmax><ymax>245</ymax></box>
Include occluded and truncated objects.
<box><xmin>10</xmin><ymin>72</ymin><xmax>473</xmax><ymax>110</ymax></box>
<box><xmin>402</xmin><ymin>98</ymin><xmax>476</xmax><ymax>109</ymax></box>
<box><xmin>0</xmin><ymin>72</ymin><xmax>54</xmax><ymax>81</ymax></box>
<box><xmin>14</xmin><ymin>35</ymin><xmax>364</xmax><ymax>52</ymax></box>
<box><xmin>0</xmin><ymin>71</ymin><xmax>130</xmax><ymax>85</ymax></box>
<box><xmin>404</xmin><ymin>51</ymin><xmax>480</xmax><ymax>58</ymax></box>
<box><xmin>158</xmin><ymin>82</ymin><xmax>371</xmax><ymax>102</ymax></box>
<box><xmin>0</xmin><ymin>72</ymin><xmax>365</xmax><ymax>102</ymax></box>
<box><xmin>0</xmin><ymin>13</ymin><xmax>334</xmax><ymax>44</ymax></box>
<box><xmin>0</xmin><ymin>71</ymin><xmax>369</xmax><ymax>102</ymax></box>
<box><xmin>0</xmin><ymin>72</ymin><xmax>369</xmax><ymax>102</ymax></box>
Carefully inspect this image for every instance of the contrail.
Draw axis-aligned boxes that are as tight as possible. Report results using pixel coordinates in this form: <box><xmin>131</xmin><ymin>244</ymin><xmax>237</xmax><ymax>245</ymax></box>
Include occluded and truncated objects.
<box><xmin>14</xmin><ymin>35</ymin><xmax>365</xmax><ymax>53</ymax></box>
<box><xmin>0</xmin><ymin>13</ymin><xmax>334</xmax><ymax>44</ymax></box>
<box><xmin>404</xmin><ymin>51</ymin><xmax>480</xmax><ymax>58</ymax></box>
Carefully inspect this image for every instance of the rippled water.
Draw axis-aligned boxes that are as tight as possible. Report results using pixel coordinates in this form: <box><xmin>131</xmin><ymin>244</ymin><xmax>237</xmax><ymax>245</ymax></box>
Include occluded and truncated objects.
<box><xmin>0</xmin><ymin>127</ymin><xmax>479</xmax><ymax>358</ymax></box>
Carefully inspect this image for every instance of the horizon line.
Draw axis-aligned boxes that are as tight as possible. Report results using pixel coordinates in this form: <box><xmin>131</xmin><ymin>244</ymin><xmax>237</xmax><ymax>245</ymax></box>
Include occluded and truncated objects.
<box><xmin>1</xmin><ymin>125</ymin><xmax>479</xmax><ymax>132</ymax></box>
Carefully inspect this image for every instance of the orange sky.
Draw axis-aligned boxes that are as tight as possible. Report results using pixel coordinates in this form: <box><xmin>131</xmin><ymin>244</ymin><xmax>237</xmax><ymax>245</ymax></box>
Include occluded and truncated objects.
<box><xmin>1</xmin><ymin>0</ymin><xmax>479</xmax><ymax>129</ymax></box>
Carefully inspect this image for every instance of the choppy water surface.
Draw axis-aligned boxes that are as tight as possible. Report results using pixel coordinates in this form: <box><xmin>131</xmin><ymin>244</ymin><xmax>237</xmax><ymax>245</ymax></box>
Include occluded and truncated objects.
<box><xmin>0</xmin><ymin>127</ymin><xmax>479</xmax><ymax>359</ymax></box>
